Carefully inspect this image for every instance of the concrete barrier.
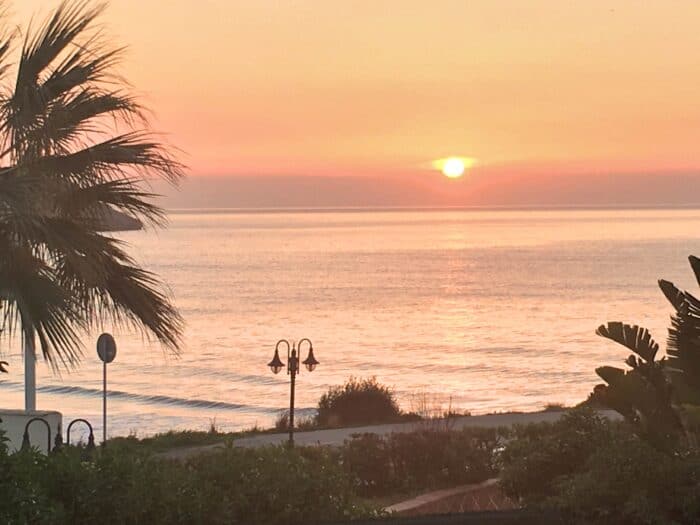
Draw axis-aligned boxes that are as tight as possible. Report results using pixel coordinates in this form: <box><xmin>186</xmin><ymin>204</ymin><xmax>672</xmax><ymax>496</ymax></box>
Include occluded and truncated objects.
<box><xmin>0</xmin><ymin>409</ymin><xmax>62</xmax><ymax>454</ymax></box>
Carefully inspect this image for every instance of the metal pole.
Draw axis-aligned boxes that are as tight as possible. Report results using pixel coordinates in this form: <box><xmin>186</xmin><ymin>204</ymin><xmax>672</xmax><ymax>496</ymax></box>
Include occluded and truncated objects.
<box><xmin>289</xmin><ymin>364</ymin><xmax>296</xmax><ymax>447</ymax></box>
<box><xmin>102</xmin><ymin>361</ymin><xmax>107</xmax><ymax>446</ymax></box>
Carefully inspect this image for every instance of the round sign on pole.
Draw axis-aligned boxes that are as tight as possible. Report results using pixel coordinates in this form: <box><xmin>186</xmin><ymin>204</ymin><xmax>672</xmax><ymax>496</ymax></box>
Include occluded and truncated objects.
<box><xmin>97</xmin><ymin>333</ymin><xmax>117</xmax><ymax>363</ymax></box>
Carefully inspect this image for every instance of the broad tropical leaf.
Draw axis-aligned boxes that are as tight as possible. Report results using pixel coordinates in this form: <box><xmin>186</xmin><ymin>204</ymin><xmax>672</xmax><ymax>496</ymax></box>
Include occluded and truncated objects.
<box><xmin>658</xmin><ymin>278</ymin><xmax>700</xmax><ymax>314</ymax></box>
<box><xmin>596</xmin><ymin>322</ymin><xmax>659</xmax><ymax>363</ymax></box>
<box><xmin>689</xmin><ymin>255</ymin><xmax>700</xmax><ymax>289</ymax></box>
<box><xmin>659</xmin><ymin>279</ymin><xmax>685</xmax><ymax>311</ymax></box>
<box><xmin>596</xmin><ymin>365</ymin><xmax>625</xmax><ymax>385</ymax></box>
<box><xmin>666</xmin><ymin>308</ymin><xmax>700</xmax><ymax>388</ymax></box>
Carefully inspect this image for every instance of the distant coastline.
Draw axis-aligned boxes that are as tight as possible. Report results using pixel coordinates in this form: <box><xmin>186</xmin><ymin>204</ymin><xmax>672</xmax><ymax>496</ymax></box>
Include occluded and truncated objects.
<box><xmin>99</xmin><ymin>206</ymin><xmax>143</xmax><ymax>231</ymax></box>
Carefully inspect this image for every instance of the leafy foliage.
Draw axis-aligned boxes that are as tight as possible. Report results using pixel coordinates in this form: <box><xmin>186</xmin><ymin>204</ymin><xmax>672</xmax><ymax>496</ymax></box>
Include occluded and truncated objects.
<box><xmin>342</xmin><ymin>426</ymin><xmax>498</xmax><ymax>497</ymax></box>
<box><xmin>527</xmin><ymin>256</ymin><xmax>700</xmax><ymax>523</ymax></box>
<box><xmin>316</xmin><ymin>377</ymin><xmax>401</xmax><ymax>427</ymax></box>
<box><xmin>549</xmin><ymin>433</ymin><xmax>700</xmax><ymax>525</ymax></box>
<box><xmin>499</xmin><ymin>408</ymin><xmax>610</xmax><ymax>503</ymax></box>
<box><xmin>592</xmin><ymin>256</ymin><xmax>700</xmax><ymax>448</ymax></box>
<box><xmin>0</xmin><ymin>443</ymin><xmax>376</xmax><ymax>524</ymax></box>
<box><xmin>499</xmin><ymin>409</ymin><xmax>700</xmax><ymax>525</ymax></box>
<box><xmin>0</xmin><ymin>0</ymin><xmax>184</xmax><ymax>368</ymax></box>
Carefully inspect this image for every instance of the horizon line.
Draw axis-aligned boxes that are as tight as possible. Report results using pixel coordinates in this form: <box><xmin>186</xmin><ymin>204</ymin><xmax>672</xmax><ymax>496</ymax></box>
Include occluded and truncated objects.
<box><xmin>164</xmin><ymin>203</ymin><xmax>700</xmax><ymax>215</ymax></box>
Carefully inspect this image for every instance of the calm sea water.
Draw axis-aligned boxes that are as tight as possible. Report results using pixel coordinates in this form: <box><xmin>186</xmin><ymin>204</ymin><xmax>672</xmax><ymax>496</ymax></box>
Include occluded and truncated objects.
<box><xmin>2</xmin><ymin>208</ymin><xmax>700</xmax><ymax>439</ymax></box>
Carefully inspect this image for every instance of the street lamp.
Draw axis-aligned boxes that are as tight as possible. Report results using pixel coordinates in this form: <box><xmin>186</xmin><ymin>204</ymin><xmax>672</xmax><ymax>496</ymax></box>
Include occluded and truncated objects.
<box><xmin>268</xmin><ymin>338</ymin><xmax>318</xmax><ymax>446</ymax></box>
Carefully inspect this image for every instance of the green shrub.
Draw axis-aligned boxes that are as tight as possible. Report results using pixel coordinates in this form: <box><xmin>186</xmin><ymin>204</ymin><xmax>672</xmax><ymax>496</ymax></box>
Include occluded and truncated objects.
<box><xmin>342</xmin><ymin>433</ymin><xmax>393</xmax><ymax>496</ymax></box>
<box><xmin>499</xmin><ymin>407</ymin><xmax>700</xmax><ymax>524</ymax></box>
<box><xmin>317</xmin><ymin>377</ymin><xmax>401</xmax><ymax>427</ymax></box>
<box><xmin>0</xmin><ymin>450</ymin><xmax>63</xmax><ymax>524</ymax></box>
<box><xmin>499</xmin><ymin>408</ymin><xmax>612</xmax><ymax>503</ymax></box>
<box><xmin>0</xmin><ymin>444</ymin><xmax>377</xmax><ymax>524</ymax></box>
<box><xmin>552</xmin><ymin>435</ymin><xmax>700</xmax><ymax>524</ymax></box>
<box><xmin>342</xmin><ymin>427</ymin><xmax>499</xmax><ymax>497</ymax></box>
<box><xmin>0</xmin><ymin>427</ymin><xmax>8</xmax><ymax>456</ymax></box>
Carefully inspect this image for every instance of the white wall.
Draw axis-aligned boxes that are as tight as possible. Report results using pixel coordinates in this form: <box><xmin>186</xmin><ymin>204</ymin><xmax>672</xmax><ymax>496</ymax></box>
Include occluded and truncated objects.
<box><xmin>0</xmin><ymin>409</ymin><xmax>62</xmax><ymax>454</ymax></box>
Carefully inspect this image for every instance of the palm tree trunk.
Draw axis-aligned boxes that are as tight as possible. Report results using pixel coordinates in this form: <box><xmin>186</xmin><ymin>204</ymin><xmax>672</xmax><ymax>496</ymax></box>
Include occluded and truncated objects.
<box><xmin>24</xmin><ymin>323</ymin><xmax>36</xmax><ymax>411</ymax></box>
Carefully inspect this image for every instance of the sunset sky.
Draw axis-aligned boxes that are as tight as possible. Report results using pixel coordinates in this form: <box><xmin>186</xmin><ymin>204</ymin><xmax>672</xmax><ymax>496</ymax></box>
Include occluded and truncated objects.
<box><xmin>13</xmin><ymin>1</ymin><xmax>700</xmax><ymax>206</ymax></box>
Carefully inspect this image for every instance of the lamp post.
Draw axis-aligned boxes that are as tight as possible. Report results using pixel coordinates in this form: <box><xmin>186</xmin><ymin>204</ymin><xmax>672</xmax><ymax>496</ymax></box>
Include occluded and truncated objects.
<box><xmin>267</xmin><ymin>338</ymin><xmax>319</xmax><ymax>447</ymax></box>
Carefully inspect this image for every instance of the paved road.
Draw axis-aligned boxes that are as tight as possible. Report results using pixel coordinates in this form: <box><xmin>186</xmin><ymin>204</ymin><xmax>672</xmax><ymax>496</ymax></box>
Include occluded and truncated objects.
<box><xmin>159</xmin><ymin>409</ymin><xmax>620</xmax><ymax>460</ymax></box>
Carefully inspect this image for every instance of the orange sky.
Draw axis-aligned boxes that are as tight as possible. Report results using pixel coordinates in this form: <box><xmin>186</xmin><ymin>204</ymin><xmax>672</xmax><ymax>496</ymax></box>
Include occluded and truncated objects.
<box><xmin>13</xmin><ymin>1</ymin><xmax>700</xmax><ymax>184</ymax></box>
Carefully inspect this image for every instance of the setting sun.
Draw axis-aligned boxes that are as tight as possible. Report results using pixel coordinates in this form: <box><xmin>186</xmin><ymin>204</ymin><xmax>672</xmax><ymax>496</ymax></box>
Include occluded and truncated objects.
<box><xmin>433</xmin><ymin>156</ymin><xmax>475</xmax><ymax>179</ymax></box>
<box><xmin>442</xmin><ymin>158</ymin><xmax>465</xmax><ymax>178</ymax></box>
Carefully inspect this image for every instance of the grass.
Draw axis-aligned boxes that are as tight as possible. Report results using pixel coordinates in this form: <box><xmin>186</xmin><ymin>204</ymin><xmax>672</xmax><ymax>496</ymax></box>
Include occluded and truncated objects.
<box><xmin>107</xmin><ymin>407</ymin><xmax>572</xmax><ymax>454</ymax></box>
<box><xmin>107</xmin><ymin>421</ymin><xmax>277</xmax><ymax>452</ymax></box>
<box><xmin>115</xmin><ymin>414</ymin><xmax>425</xmax><ymax>453</ymax></box>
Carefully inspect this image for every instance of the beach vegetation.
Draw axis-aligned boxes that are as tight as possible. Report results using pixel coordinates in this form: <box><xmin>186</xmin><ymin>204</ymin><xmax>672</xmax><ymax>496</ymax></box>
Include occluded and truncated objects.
<box><xmin>342</xmin><ymin>426</ymin><xmax>499</xmax><ymax>498</ymax></box>
<box><xmin>406</xmin><ymin>391</ymin><xmax>470</xmax><ymax>421</ymax></box>
<box><xmin>109</xmin><ymin>428</ymin><xmax>225</xmax><ymax>452</ymax></box>
<box><xmin>542</xmin><ymin>402</ymin><xmax>567</xmax><ymax>412</ymax></box>
<box><xmin>0</xmin><ymin>443</ymin><xmax>378</xmax><ymax>524</ymax></box>
<box><xmin>499</xmin><ymin>256</ymin><xmax>700</xmax><ymax>523</ymax></box>
<box><xmin>316</xmin><ymin>376</ymin><xmax>401</xmax><ymax>427</ymax></box>
<box><xmin>500</xmin><ymin>408</ymin><xmax>700</xmax><ymax>524</ymax></box>
<box><xmin>274</xmin><ymin>410</ymin><xmax>317</xmax><ymax>431</ymax></box>
<box><xmin>499</xmin><ymin>408</ymin><xmax>612</xmax><ymax>503</ymax></box>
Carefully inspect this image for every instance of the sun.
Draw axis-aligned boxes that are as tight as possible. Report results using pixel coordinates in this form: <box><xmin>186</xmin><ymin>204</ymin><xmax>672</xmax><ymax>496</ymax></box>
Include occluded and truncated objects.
<box><xmin>432</xmin><ymin>156</ymin><xmax>475</xmax><ymax>178</ymax></box>
<box><xmin>442</xmin><ymin>158</ymin><xmax>465</xmax><ymax>178</ymax></box>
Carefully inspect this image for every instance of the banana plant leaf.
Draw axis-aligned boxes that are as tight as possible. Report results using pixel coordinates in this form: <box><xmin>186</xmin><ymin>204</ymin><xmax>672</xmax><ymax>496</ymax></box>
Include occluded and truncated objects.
<box><xmin>596</xmin><ymin>322</ymin><xmax>659</xmax><ymax>363</ymax></box>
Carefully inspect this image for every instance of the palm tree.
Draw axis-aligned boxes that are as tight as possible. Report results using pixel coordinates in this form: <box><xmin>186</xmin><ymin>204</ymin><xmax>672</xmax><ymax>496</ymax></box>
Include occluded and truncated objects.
<box><xmin>0</xmin><ymin>1</ymin><xmax>184</xmax><ymax>411</ymax></box>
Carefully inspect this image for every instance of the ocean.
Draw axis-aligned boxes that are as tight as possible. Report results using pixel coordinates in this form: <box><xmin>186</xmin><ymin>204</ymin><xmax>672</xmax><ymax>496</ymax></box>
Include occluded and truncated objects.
<box><xmin>2</xmin><ymin>208</ymin><xmax>700</xmax><ymax>439</ymax></box>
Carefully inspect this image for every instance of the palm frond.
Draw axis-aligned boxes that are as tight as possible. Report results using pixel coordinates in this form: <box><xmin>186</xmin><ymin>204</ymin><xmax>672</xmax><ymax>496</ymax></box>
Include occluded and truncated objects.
<box><xmin>39</xmin><ymin>89</ymin><xmax>144</xmax><ymax>153</ymax></box>
<box><xmin>55</xmin><ymin>239</ymin><xmax>183</xmax><ymax>351</ymax></box>
<box><xmin>0</xmin><ymin>2</ymin><xmax>17</xmax><ymax>82</ymax></box>
<box><xmin>38</xmin><ymin>40</ymin><xmax>123</xmax><ymax>106</ymax></box>
<box><xmin>34</xmin><ymin>132</ymin><xmax>185</xmax><ymax>184</ymax></box>
<box><xmin>596</xmin><ymin>322</ymin><xmax>659</xmax><ymax>363</ymax></box>
<box><xmin>6</xmin><ymin>1</ymin><xmax>110</xmax><ymax>155</ymax></box>
<box><xmin>0</xmin><ymin>169</ymin><xmax>40</xmax><ymax>218</ymax></box>
<box><xmin>0</xmin><ymin>236</ymin><xmax>83</xmax><ymax>369</ymax></box>
<box><xmin>17</xmin><ymin>1</ymin><xmax>105</xmax><ymax>87</ymax></box>
<box><xmin>0</xmin><ymin>1</ymin><xmax>185</xmax><ymax>369</ymax></box>
<box><xmin>57</xmin><ymin>178</ymin><xmax>165</xmax><ymax>227</ymax></box>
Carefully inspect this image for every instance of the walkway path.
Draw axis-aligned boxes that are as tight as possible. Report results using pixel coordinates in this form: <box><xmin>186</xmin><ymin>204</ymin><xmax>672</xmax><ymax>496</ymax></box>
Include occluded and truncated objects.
<box><xmin>159</xmin><ymin>409</ymin><xmax>620</xmax><ymax>460</ymax></box>
<box><xmin>385</xmin><ymin>478</ymin><xmax>515</xmax><ymax>515</ymax></box>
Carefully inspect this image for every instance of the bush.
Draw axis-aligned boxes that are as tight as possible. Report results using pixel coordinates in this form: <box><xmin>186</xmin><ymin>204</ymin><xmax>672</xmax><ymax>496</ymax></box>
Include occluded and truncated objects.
<box><xmin>499</xmin><ymin>408</ymin><xmax>610</xmax><ymax>503</ymax></box>
<box><xmin>0</xmin><ymin>444</ymin><xmax>377</xmax><ymax>524</ymax></box>
<box><xmin>317</xmin><ymin>377</ymin><xmax>401</xmax><ymax>427</ymax></box>
<box><xmin>499</xmin><ymin>407</ymin><xmax>700</xmax><ymax>524</ymax></box>
<box><xmin>341</xmin><ymin>433</ymin><xmax>393</xmax><ymax>496</ymax></box>
<box><xmin>549</xmin><ymin>432</ymin><xmax>700</xmax><ymax>525</ymax></box>
<box><xmin>0</xmin><ymin>427</ymin><xmax>7</xmax><ymax>456</ymax></box>
<box><xmin>342</xmin><ymin>426</ymin><xmax>499</xmax><ymax>497</ymax></box>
